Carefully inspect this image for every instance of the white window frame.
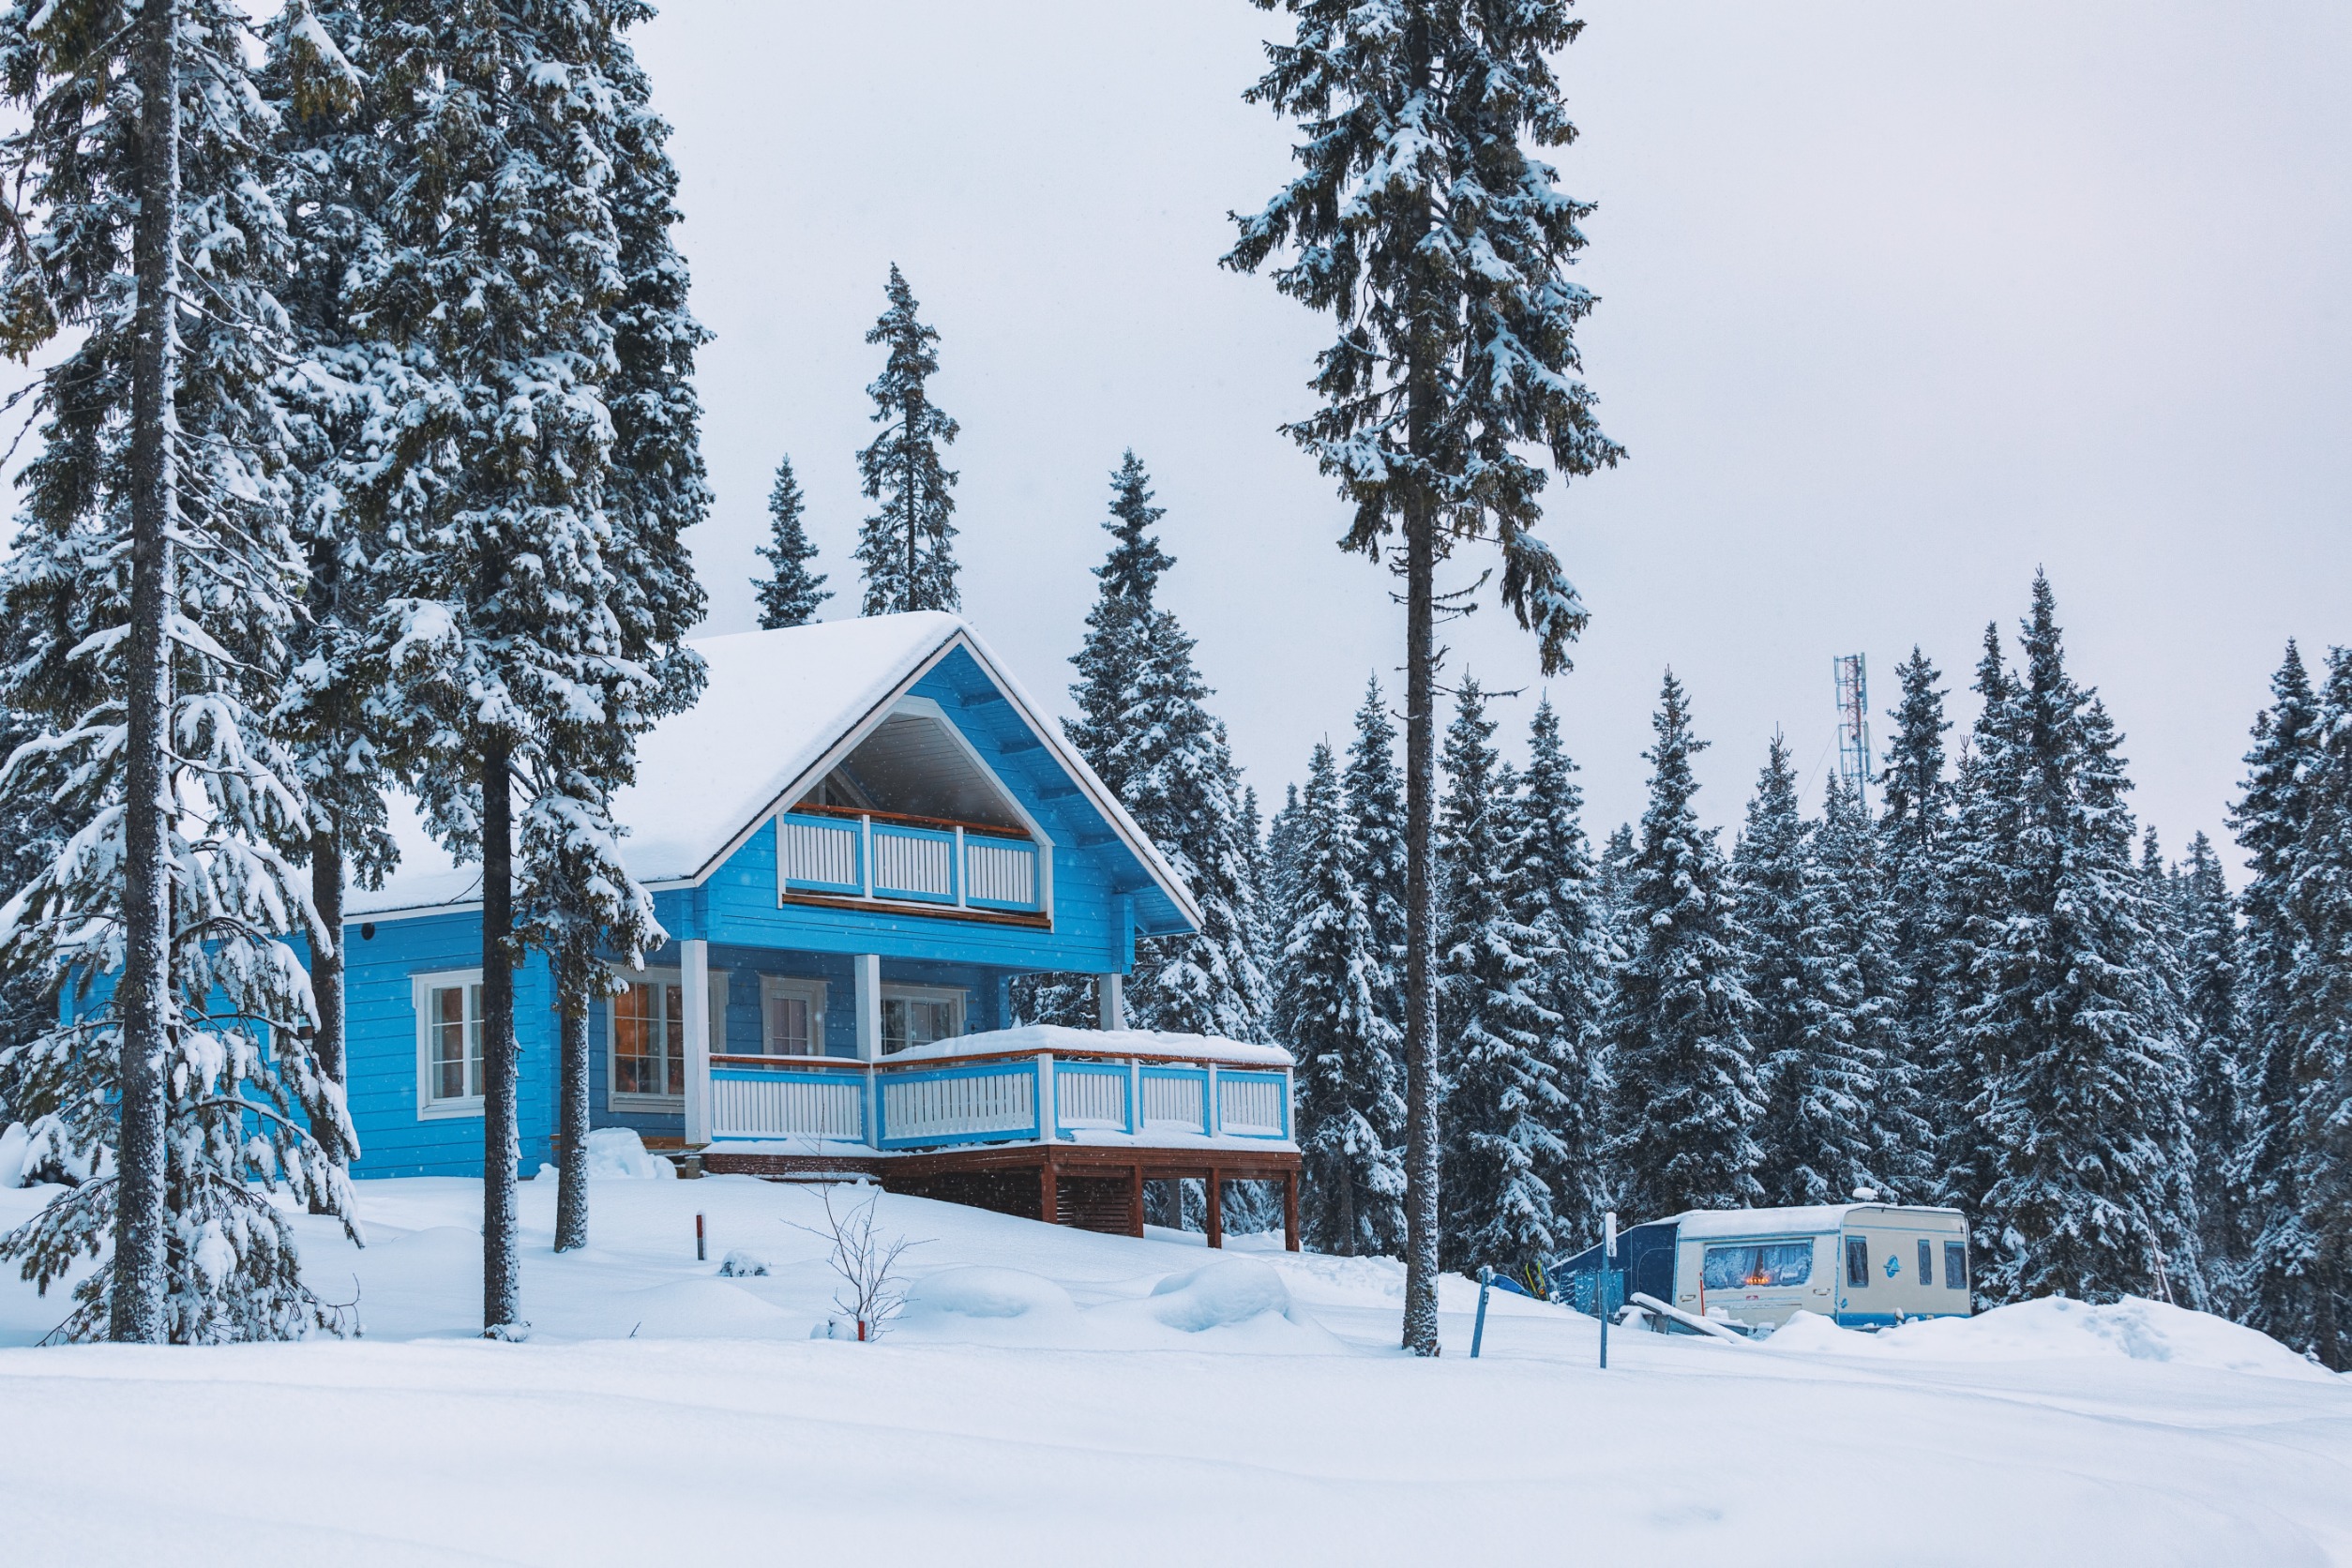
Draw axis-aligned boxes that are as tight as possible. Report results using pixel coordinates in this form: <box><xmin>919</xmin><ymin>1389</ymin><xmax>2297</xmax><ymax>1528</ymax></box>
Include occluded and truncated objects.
<box><xmin>608</xmin><ymin>968</ymin><xmax>687</xmax><ymax>1111</ymax></box>
<box><xmin>413</xmin><ymin>969</ymin><xmax>486</xmax><ymax>1121</ymax></box>
<box><xmin>760</xmin><ymin>975</ymin><xmax>830</xmax><ymax>1059</ymax></box>
<box><xmin>881</xmin><ymin>982</ymin><xmax>967</xmax><ymax>1056</ymax></box>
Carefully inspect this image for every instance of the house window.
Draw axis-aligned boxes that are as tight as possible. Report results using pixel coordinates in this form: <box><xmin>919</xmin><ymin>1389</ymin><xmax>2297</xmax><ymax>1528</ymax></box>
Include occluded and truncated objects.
<box><xmin>611</xmin><ymin>974</ymin><xmax>686</xmax><ymax>1104</ymax></box>
<box><xmin>761</xmin><ymin>976</ymin><xmax>827</xmax><ymax>1057</ymax></box>
<box><xmin>1945</xmin><ymin>1242</ymin><xmax>1969</xmax><ymax>1290</ymax></box>
<box><xmin>1845</xmin><ymin>1236</ymin><xmax>1871</xmax><ymax>1289</ymax></box>
<box><xmin>882</xmin><ymin>984</ymin><xmax>965</xmax><ymax>1055</ymax></box>
<box><xmin>415</xmin><ymin>971</ymin><xmax>484</xmax><ymax>1118</ymax></box>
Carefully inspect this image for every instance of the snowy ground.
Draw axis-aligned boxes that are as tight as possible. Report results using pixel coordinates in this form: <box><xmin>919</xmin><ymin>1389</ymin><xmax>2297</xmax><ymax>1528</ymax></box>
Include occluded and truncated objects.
<box><xmin>1</xmin><ymin>1174</ymin><xmax>2347</xmax><ymax>1566</ymax></box>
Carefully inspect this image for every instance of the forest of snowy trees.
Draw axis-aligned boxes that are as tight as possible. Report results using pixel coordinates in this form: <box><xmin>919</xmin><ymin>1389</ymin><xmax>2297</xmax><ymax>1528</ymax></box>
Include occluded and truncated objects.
<box><xmin>0</xmin><ymin>0</ymin><xmax>2341</xmax><ymax>1378</ymax></box>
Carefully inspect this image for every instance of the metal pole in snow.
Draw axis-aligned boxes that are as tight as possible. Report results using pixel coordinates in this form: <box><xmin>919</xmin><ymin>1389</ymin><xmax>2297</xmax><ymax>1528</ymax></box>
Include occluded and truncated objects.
<box><xmin>1471</xmin><ymin>1266</ymin><xmax>1493</xmax><ymax>1358</ymax></box>
<box><xmin>696</xmin><ymin>1212</ymin><xmax>706</xmax><ymax>1263</ymax></box>
<box><xmin>1599</xmin><ymin>1211</ymin><xmax>1616</xmax><ymax>1371</ymax></box>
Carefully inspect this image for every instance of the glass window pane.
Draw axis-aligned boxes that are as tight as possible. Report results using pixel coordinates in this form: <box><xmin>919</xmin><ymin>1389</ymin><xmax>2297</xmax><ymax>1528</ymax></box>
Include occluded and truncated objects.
<box><xmin>1945</xmin><ymin>1242</ymin><xmax>1968</xmax><ymax>1289</ymax></box>
<box><xmin>615</xmin><ymin>981</ymin><xmax>671</xmax><ymax>1095</ymax></box>
<box><xmin>664</xmin><ymin>985</ymin><xmax>685</xmax><ymax>1096</ymax></box>
<box><xmin>1846</xmin><ymin>1237</ymin><xmax>1871</xmax><ymax>1288</ymax></box>
<box><xmin>466</xmin><ymin>985</ymin><xmax>483</xmax><ymax>1099</ymax></box>
<box><xmin>772</xmin><ymin>996</ymin><xmax>810</xmax><ymax>1055</ymax></box>
<box><xmin>1918</xmin><ymin>1240</ymin><xmax>1934</xmax><ymax>1286</ymax></box>
<box><xmin>1702</xmin><ymin>1242</ymin><xmax>1810</xmax><ymax>1290</ymax></box>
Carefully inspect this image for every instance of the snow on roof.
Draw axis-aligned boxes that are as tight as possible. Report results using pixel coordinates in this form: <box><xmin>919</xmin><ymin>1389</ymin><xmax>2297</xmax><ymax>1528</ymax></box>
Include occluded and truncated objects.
<box><xmin>886</xmin><ymin>1025</ymin><xmax>1292</xmax><ymax>1070</ymax></box>
<box><xmin>1668</xmin><ymin>1203</ymin><xmax>1963</xmax><ymax>1240</ymax></box>
<box><xmin>350</xmin><ymin>612</ymin><xmax>1199</xmax><ymax>927</ymax></box>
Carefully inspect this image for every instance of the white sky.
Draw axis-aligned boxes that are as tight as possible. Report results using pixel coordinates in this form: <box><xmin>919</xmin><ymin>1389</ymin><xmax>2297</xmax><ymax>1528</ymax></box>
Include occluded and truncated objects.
<box><xmin>636</xmin><ymin>0</ymin><xmax>2352</xmax><ymax>864</ymax></box>
<box><xmin>12</xmin><ymin>2</ymin><xmax>2342</xmax><ymax>867</ymax></box>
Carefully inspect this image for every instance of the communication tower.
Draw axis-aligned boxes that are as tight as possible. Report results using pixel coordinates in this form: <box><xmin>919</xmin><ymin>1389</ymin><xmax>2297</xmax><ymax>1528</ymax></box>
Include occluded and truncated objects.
<box><xmin>1833</xmin><ymin>654</ymin><xmax>1871</xmax><ymax>818</ymax></box>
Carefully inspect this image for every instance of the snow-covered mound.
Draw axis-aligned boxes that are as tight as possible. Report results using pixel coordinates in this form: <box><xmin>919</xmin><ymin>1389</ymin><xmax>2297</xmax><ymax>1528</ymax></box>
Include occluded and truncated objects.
<box><xmin>1766</xmin><ymin>1295</ymin><xmax>2335</xmax><ymax>1381</ymax></box>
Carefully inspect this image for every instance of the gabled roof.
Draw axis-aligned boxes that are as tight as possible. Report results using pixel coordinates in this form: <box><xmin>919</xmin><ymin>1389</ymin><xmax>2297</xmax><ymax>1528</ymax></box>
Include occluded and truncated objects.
<box><xmin>350</xmin><ymin>612</ymin><xmax>1203</xmax><ymax>929</ymax></box>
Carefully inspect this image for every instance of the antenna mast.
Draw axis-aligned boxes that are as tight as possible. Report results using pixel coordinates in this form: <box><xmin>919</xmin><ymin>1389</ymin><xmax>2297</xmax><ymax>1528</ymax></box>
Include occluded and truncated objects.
<box><xmin>1833</xmin><ymin>654</ymin><xmax>1871</xmax><ymax>818</ymax></box>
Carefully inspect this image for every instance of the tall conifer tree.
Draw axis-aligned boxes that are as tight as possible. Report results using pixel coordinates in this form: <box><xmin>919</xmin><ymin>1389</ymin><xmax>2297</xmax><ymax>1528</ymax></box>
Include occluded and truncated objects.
<box><xmin>1229</xmin><ymin>0</ymin><xmax>1621</xmax><ymax>1354</ymax></box>
<box><xmin>754</xmin><ymin>456</ymin><xmax>829</xmax><ymax>628</ymax></box>
<box><xmin>2174</xmin><ymin>832</ymin><xmax>2247</xmax><ymax>1305</ymax></box>
<box><xmin>0</xmin><ymin>0</ymin><xmax>356</xmax><ymax>1339</ymax></box>
<box><xmin>1735</xmin><ymin>732</ymin><xmax>1809</xmax><ymax>1198</ymax></box>
<box><xmin>1343</xmin><ymin>677</ymin><xmax>1409</xmax><ymax>1030</ymax></box>
<box><xmin>1607</xmin><ymin>672</ymin><xmax>1762</xmax><ymax>1218</ymax></box>
<box><xmin>1284</xmin><ymin>742</ymin><xmax>1408</xmax><ymax>1254</ymax></box>
<box><xmin>1436</xmin><ymin>681</ymin><xmax>1566</xmax><ymax>1272</ymax></box>
<box><xmin>1877</xmin><ymin>648</ymin><xmax>1952</xmax><ymax>1119</ymax></box>
<box><xmin>855</xmin><ymin>264</ymin><xmax>958</xmax><ymax>614</ymax></box>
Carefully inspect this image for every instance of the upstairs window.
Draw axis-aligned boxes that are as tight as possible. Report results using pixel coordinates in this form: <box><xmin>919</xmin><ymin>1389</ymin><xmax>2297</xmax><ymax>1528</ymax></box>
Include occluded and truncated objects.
<box><xmin>415</xmin><ymin>972</ymin><xmax>484</xmax><ymax>1118</ymax></box>
<box><xmin>611</xmin><ymin>975</ymin><xmax>686</xmax><ymax>1104</ymax></box>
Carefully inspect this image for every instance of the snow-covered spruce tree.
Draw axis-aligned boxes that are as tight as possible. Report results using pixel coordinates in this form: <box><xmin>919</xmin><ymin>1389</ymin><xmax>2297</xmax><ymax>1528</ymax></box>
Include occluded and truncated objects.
<box><xmin>2173</xmin><ymin>831</ymin><xmax>2248</xmax><ymax>1305</ymax></box>
<box><xmin>1227</xmin><ymin>0</ymin><xmax>1622</xmax><ymax>1354</ymax></box>
<box><xmin>754</xmin><ymin>455</ymin><xmax>829</xmax><ymax>628</ymax></box>
<box><xmin>1115</xmin><ymin>614</ymin><xmax>1270</xmax><ymax>1038</ymax></box>
<box><xmin>855</xmin><ymin>264</ymin><xmax>959</xmax><ymax>615</ymax></box>
<box><xmin>2269</xmin><ymin>647</ymin><xmax>2352</xmax><ymax>1365</ymax></box>
<box><xmin>1343</xmin><ymin>675</ymin><xmax>1409</xmax><ymax>1031</ymax></box>
<box><xmin>0</xmin><ymin>701</ymin><xmax>70</xmax><ymax>1121</ymax></box>
<box><xmin>1264</xmin><ymin>781</ymin><xmax>1305</xmax><ymax>942</ymax></box>
<box><xmin>1932</xmin><ymin>625</ymin><xmax>2023</xmax><ymax>1228</ymax></box>
<box><xmin>1968</xmin><ymin>576</ymin><xmax>2198</xmax><ymax>1306</ymax></box>
<box><xmin>1734</xmin><ymin>732</ymin><xmax>1809</xmax><ymax>1201</ymax></box>
<box><xmin>2230</xmin><ymin>642</ymin><xmax>2324</xmax><ymax>1345</ymax></box>
<box><xmin>264</xmin><ymin>0</ymin><xmax>394</xmax><ymax>1201</ymax></box>
<box><xmin>1876</xmin><ymin>647</ymin><xmax>1952</xmax><ymax>1121</ymax></box>
<box><xmin>1780</xmin><ymin>778</ymin><xmax>1922</xmax><ymax>1206</ymax></box>
<box><xmin>1606</xmin><ymin>671</ymin><xmax>1762</xmax><ymax>1220</ymax></box>
<box><xmin>1436</xmin><ymin>679</ymin><xmax>1566</xmax><ymax>1274</ymax></box>
<box><xmin>0</xmin><ymin>0</ymin><xmax>357</xmax><ymax>1340</ymax></box>
<box><xmin>1506</xmin><ymin>697</ymin><xmax>1611</xmax><ymax>1247</ymax></box>
<box><xmin>349</xmin><ymin>0</ymin><xmax>706</xmax><ymax>1331</ymax></box>
<box><xmin>1283</xmin><ymin>742</ymin><xmax>1407</xmax><ymax>1254</ymax></box>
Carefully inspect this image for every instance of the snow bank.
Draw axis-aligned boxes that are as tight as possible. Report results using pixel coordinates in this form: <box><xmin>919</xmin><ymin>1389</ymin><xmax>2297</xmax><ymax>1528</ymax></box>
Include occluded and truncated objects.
<box><xmin>532</xmin><ymin>1127</ymin><xmax>676</xmax><ymax>1183</ymax></box>
<box><xmin>1139</xmin><ymin>1259</ymin><xmax>1296</xmax><ymax>1331</ymax></box>
<box><xmin>611</xmin><ymin>1279</ymin><xmax>803</xmax><ymax>1339</ymax></box>
<box><xmin>1766</xmin><ymin>1296</ymin><xmax>2339</xmax><ymax>1381</ymax></box>
<box><xmin>902</xmin><ymin>1265</ymin><xmax>1078</xmax><ymax>1321</ymax></box>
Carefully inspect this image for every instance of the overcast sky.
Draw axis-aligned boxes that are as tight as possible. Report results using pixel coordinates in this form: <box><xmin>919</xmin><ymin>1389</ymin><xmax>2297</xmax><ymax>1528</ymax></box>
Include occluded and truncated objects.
<box><xmin>630</xmin><ymin>0</ymin><xmax>2352</xmax><ymax>863</ymax></box>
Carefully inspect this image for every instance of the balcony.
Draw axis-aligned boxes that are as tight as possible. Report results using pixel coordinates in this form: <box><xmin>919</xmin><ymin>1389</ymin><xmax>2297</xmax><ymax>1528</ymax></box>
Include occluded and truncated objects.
<box><xmin>777</xmin><ymin>807</ymin><xmax>1042</xmax><ymax>917</ymax></box>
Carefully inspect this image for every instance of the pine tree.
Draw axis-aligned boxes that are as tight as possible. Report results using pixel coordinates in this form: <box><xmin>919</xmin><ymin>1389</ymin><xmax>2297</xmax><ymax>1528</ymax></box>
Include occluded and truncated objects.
<box><xmin>1877</xmin><ymin>647</ymin><xmax>1952</xmax><ymax>1142</ymax></box>
<box><xmin>1436</xmin><ymin>680</ymin><xmax>1567</xmax><ymax>1273</ymax></box>
<box><xmin>1343</xmin><ymin>677</ymin><xmax>1409</xmax><ymax>1031</ymax></box>
<box><xmin>1966</xmin><ymin>576</ymin><xmax>2198</xmax><ymax>1305</ymax></box>
<box><xmin>1065</xmin><ymin>453</ymin><xmax>1173</xmax><ymax>792</ymax></box>
<box><xmin>1228</xmin><ymin>0</ymin><xmax>1622</xmax><ymax>1354</ymax></box>
<box><xmin>855</xmin><ymin>264</ymin><xmax>959</xmax><ymax>615</ymax></box>
<box><xmin>753</xmin><ymin>456</ymin><xmax>829</xmax><ymax>628</ymax></box>
<box><xmin>1264</xmin><ymin>782</ymin><xmax>1305</xmax><ymax>938</ymax></box>
<box><xmin>0</xmin><ymin>0</ymin><xmax>356</xmax><ymax>1340</ymax></box>
<box><xmin>349</xmin><ymin>0</ymin><xmax>706</xmax><ymax>1333</ymax></box>
<box><xmin>1507</xmin><ymin>698</ymin><xmax>1611</xmax><ymax>1244</ymax></box>
<box><xmin>1607</xmin><ymin>671</ymin><xmax>1762</xmax><ymax>1219</ymax></box>
<box><xmin>1283</xmin><ymin>743</ymin><xmax>1408</xmax><ymax>1254</ymax></box>
<box><xmin>2174</xmin><ymin>831</ymin><xmax>2248</xmax><ymax>1306</ymax></box>
<box><xmin>1735</xmin><ymin>732</ymin><xmax>1810</xmax><ymax>1199</ymax></box>
<box><xmin>2230</xmin><ymin>642</ymin><xmax>2323</xmax><ymax>1346</ymax></box>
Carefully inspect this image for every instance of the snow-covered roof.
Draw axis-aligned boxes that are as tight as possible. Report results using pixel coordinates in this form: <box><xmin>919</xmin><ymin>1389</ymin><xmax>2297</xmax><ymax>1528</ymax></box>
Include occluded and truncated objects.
<box><xmin>885</xmin><ymin>1025</ymin><xmax>1292</xmax><ymax>1070</ymax></box>
<box><xmin>350</xmin><ymin>613</ymin><xmax>1199</xmax><ymax>927</ymax></box>
<box><xmin>1668</xmin><ymin>1203</ymin><xmax>1964</xmax><ymax>1240</ymax></box>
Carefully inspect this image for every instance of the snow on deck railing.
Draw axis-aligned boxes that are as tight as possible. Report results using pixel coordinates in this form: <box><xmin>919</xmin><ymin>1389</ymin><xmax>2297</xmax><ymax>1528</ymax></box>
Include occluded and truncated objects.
<box><xmin>706</xmin><ymin>1026</ymin><xmax>1293</xmax><ymax>1149</ymax></box>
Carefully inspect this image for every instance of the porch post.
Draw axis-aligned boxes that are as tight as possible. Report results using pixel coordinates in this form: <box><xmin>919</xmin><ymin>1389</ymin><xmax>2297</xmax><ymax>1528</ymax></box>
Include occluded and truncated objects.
<box><xmin>1285</xmin><ymin>1168</ymin><xmax>1301</xmax><ymax>1253</ymax></box>
<box><xmin>681</xmin><ymin>939</ymin><xmax>711</xmax><ymax>1145</ymax></box>
<box><xmin>1206</xmin><ymin>1165</ymin><xmax>1224</xmax><ymax>1250</ymax></box>
<box><xmin>854</xmin><ymin>953</ymin><xmax>882</xmax><ymax>1062</ymax></box>
<box><xmin>1038</xmin><ymin>1153</ymin><xmax>1059</xmax><ymax>1227</ymax></box>
<box><xmin>1096</xmin><ymin>972</ymin><xmax>1125</xmax><ymax>1032</ymax></box>
<box><xmin>1129</xmin><ymin>1163</ymin><xmax>1144</xmax><ymax>1239</ymax></box>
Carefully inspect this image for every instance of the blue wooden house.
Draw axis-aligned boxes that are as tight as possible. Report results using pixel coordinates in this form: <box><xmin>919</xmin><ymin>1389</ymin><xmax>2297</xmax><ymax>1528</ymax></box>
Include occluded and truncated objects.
<box><xmin>341</xmin><ymin>612</ymin><xmax>1300</xmax><ymax>1246</ymax></box>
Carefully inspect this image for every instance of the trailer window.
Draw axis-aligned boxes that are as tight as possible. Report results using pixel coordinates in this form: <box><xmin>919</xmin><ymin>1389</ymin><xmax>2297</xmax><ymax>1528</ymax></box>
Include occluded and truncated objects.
<box><xmin>1701</xmin><ymin>1243</ymin><xmax>1812</xmax><ymax>1290</ymax></box>
<box><xmin>1918</xmin><ymin>1239</ymin><xmax>1934</xmax><ymax>1285</ymax></box>
<box><xmin>1845</xmin><ymin>1237</ymin><xmax>1871</xmax><ymax>1288</ymax></box>
<box><xmin>1945</xmin><ymin>1242</ymin><xmax>1968</xmax><ymax>1290</ymax></box>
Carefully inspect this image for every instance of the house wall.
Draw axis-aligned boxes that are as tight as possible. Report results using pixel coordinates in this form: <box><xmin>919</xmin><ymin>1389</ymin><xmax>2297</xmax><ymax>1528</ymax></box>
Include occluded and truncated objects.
<box><xmin>344</xmin><ymin>911</ymin><xmax>558</xmax><ymax>1179</ymax></box>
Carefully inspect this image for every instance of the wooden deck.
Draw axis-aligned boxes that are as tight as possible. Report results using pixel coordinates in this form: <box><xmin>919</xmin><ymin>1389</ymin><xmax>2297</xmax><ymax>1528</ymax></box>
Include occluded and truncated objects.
<box><xmin>699</xmin><ymin>1142</ymin><xmax>1303</xmax><ymax>1251</ymax></box>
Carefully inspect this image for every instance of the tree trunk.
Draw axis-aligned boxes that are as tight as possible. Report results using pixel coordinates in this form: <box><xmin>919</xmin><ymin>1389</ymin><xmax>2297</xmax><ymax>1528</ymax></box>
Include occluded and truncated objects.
<box><xmin>904</xmin><ymin>388</ymin><xmax>920</xmax><ymax>611</ymax></box>
<box><xmin>481</xmin><ymin>738</ymin><xmax>521</xmax><ymax>1334</ymax></box>
<box><xmin>111</xmin><ymin>0</ymin><xmax>181</xmax><ymax>1346</ymax></box>
<box><xmin>1400</xmin><ymin>491</ymin><xmax>1441</xmax><ymax>1356</ymax></box>
<box><xmin>554</xmin><ymin>957</ymin><xmax>590</xmax><ymax>1253</ymax></box>
<box><xmin>308</xmin><ymin>825</ymin><xmax>352</xmax><ymax>1212</ymax></box>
